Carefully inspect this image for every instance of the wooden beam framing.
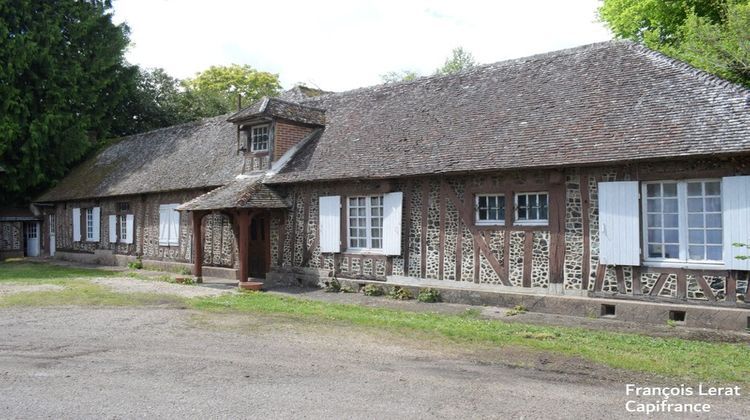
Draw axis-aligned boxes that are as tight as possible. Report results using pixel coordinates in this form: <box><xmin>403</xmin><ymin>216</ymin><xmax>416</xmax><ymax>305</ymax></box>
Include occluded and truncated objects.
<box><xmin>522</xmin><ymin>232</ymin><xmax>533</xmax><ymax>288</ymax></box>
<box><xmin>697</xmin><ymin>275</ymin><xmax>717</xmax><ymax>302</ymax></box>
<box><xmin>444</xmin><ymin>186</ymin><xmax>511</xmax><ymax>286</ymax></box>
<box><xmin>725</xmin><ymin>271</ymin><xmax>737</xmax><ymax>303</ymax></box>
<box><xmin>580</xmin><ymin>174</ymin><xmax>591</xmax><ymax>291</ymax></box>
<box><xmin>420</xmin><ymin>181</ymin><xmax>429</xmax><ymax>278</ymax></box>
<box><xmin>439</xmin><ymin>179</ymin><xmax>446</xmax><ymax>280</ymax></box>
<box><xmin>593</xmin><ymin>264</ymin><xmax>606</xmax><ymax>292</ymax></box>
<box><xmin>649</xmin><ymin>273</ymin><xmax>669</xmax><ymax>297</ymax></box>
<box><xmin>615</xmin><ymin>266</ymin><xmax>626</xmax><ymax>293</ymax></box>
<box><xmin>631</xmin><ymin>266</ymin><xmax>642</xmax><ymax>295</ymax></box>
<box><xmin>548</xmin><ymin>181</ymin><xmax>566</xmax><ymax>284</ymax></box>
<box><xmin>302</xmin><ymin>192</ymin><xmax>310</xmax><ymax>259</ymax></box>
<box><xmin>676</xmin><ymin>271</ymin><xmax>687</xmax><ymax>300</ymax></box>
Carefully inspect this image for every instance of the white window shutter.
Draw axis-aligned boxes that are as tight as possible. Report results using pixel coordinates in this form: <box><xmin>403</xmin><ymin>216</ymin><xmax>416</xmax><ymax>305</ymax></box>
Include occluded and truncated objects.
<box><xmin>72</xmin><ymin>208</ymin><xmax>81</xmax><ymax>242</ymax></box>
<box><xmin>722</xmin><ymin>176</ymin><xmax>750</xmax><ymax>270</ymax></box>
<box><xmin>383</xmin><ymin>192</ymin><xmax>403</xmax><ymax>255</ymax></box>
<box><xmin>598</xmin><ymin>181</ymin><xmax>640</xmax><ymax>265</ymax></box>
<box><xmin>109</xmin><ymin>215</ymin><xmax>117</xmax><ymax>243</ymax></box>
<box><xmin>125</xmin><ymin>214</ymin><xmax>134</xmax><ymax>244</ymax></box>
<box><xmin>91</xmin><ymin>207</ymin><xmax>101</xmax><ymax>242</ymax></box>
<box><xmin>319</xmin><ymin>196</ymin><xmax>341</xmax><ymax>253</ymax></box>
<box><xmin>169</xmin><ymin>207</ymin><xmax>180</xmax><ymax>246</ymax></box>
<box><xmin>159</xmin><ymin>206</ymin><xmax>169</xmax><ymax>245</ymax></box>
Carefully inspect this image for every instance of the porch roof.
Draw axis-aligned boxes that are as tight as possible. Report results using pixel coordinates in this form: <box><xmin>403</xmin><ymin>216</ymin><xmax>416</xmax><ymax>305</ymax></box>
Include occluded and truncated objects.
<box><xmin>177</xmin><ymin>175</ymin><xmax>289</xmax><ymax>211</ymax></box>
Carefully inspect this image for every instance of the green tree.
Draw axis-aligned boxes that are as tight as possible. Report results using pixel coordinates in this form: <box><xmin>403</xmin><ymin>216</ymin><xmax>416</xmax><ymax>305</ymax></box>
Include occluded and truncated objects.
<box><xmin>599</xmin><ymin>0</ymin><xmax>750</xmax><ymax>86</ymax></box>
<box><xmin>0</xmin><ymin>0</ymin><xmax>136</xmax><ymax>204</ymax></box>
<box><xmin>182</xmin><ymin>64</ymin><xmax>282</xmax><ymax>116</ymax></box>
<box><xmin>381</xmin><ymin>70</ymin><xmax>420</xmax><ymax>83</ymax></box>
<box><xmin>436</xmin><ymin>47</ymin><xmax>477</xmax><ymax>75</ymax></box>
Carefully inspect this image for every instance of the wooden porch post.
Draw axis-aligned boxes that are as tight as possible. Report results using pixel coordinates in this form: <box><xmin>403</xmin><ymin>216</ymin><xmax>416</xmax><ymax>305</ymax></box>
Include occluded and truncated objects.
<box><xmin>238</xmin><ymin>210</ymin><xmax>251</xmax><ymax>283</ymax></box>
<box><xmin>192</xmin><ymin>211</ymin><xmax>205</xmax><ymax>280</ymax></box>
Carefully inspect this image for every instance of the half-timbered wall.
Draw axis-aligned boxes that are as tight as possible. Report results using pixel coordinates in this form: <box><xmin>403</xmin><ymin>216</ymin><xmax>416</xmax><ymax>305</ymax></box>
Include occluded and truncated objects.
<box><xmin>0</xmin><ymin>221</ymin><xmax>23</xmax><ymax>258</ymax></box>
<box><xmin>51</xmin><ymin>190</ymin><xmax>237</xmax><ymax>267</ymax></box>
<box><xmin>270</xmin><ymin>156</ymin><xmax>750</xmax><ymax>307</ymax></box>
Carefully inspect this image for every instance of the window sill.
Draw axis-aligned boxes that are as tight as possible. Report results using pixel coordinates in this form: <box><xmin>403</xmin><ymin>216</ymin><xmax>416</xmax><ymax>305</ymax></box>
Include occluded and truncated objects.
<box><xmin>159</xmin><ymin>243</ymin><xmax>179</xmax><ymax>247</ymax></box>
<box><xmin>642</xmin><ymin>260</ymin><xmax>725</xmax><ymax>270</ymax></box>
<box><xmin>513</xmin><ymin>221</ymin><xmax>548</xmax><ymax>227</ymax></box>
<box><xmin>475</xmin><ymin>221</ymin><xmax>505</xmax><ymax>227</ymax></box>
<box><xmin>344</xmin><ymin>249</ymin><xmax>385</xmax><ymax>256</ymax></box>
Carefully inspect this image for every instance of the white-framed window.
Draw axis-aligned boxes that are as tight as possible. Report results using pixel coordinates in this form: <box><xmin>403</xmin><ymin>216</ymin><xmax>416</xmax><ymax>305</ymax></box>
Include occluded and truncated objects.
<box><xmin>250</xmin><ymin>125</ymin><xmax>269</xmax><ymax>152</ymax></box>
<box><xmin>515</xmin><ymin>192</ymin><xmax>548</xmax><ymax>225</ymax></box>
<box><xmin>347</xmin><ymin>195</ymin><xmax>383</xmax><ymax>251</ymax></box>
<box><xmin>475</xmin><ymin>194</ymin><xmax>505</xmax><ymax>225</ymax></box>
<box><xmin>85</xmin><ymin>208</ymin><xmax>95</xmax><ymax>241</ymax></box>
<box><xmin>159</xmin><ymin>204</ymin><xmax>180</xmax><ymax>246</ymax></box>
<box><xmin>643</xmin><ymin>180</ymin><xmax>722</xmax><ymax>264</ymax></box>
<box><xmin>118</xmin><ymin>215</ymin><xmax>128</xmax><ymax>243</ymax></box>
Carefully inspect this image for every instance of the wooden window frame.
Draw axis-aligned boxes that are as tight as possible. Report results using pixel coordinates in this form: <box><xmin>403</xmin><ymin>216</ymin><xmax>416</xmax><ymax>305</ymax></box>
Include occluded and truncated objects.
<box><xmin>475</xmin><ymin>194</ymin><xmax>505</xmax><ymax>226</ymax></box>
<box><xmin>514</xmin><ymin>192</ymin><xmax>549</xmax><ymax>226</ymax></box>
<box><xmin>250</xmin><ymin>124</ymin><xmax>270</xmax><ymax>152</ymax></box>
<box><xmin>346</xmin><ymin>195</ymin><xmax>384</xmax><ymax>253</ymax></box>
<box><xmin>85</xmin><ymin>208</ymin><xmax>95</xmax><ymax>241</ymax></box>
<box><xmin>641</xmin><ymin>179</ymin><xmax>723</xmax><ymax>268</ymax></box>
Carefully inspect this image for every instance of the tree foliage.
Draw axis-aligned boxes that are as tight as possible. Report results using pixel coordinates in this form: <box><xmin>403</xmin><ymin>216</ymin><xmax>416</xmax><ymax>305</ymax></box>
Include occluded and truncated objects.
<box><xmin>182</xmin><ymin>64</ymin><xmax>282</xmax><ymax>116</ymax></box>
<box><xmin>436</xmin><ymin>47</ymin><xmax>477</xmax><ymax>75</ymax></box>
<box><xmin>0</xmin><ymin>0</ymin><xmax>136</xmax><ymax>204</ymax></box>
<box><xmin>381</xmin><ymin>70</ymin><xmax>420</xmax><ymax>83</ymax></box>
<box><xmin>599</xmin><ymin>0</ymin><xmax>750</xmax><ymax>86</ymax></box>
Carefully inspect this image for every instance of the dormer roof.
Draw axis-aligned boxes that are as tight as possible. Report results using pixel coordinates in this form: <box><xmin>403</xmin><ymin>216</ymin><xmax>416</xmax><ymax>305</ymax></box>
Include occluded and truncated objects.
<box><xmin>227</xmin><ymin>97</ymin><xmax>326</xmax><ymax>126</ymax></box>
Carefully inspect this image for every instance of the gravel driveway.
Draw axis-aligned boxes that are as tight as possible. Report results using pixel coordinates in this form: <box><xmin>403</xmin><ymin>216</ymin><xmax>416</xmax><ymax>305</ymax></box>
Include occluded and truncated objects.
<box><xmin>0</xmin><ymin>307</ymin><xmax>746</xmax><ymax>419</ymax></box>
<box><xmin>91</xmin><ymin>277</ymin><xmax>235</xmax><ymax>298</ymax></box>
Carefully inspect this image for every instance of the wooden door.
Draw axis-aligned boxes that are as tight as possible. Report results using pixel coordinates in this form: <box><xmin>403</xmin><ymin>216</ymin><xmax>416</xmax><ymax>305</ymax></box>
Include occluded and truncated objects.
<box><xmin>247</xmin><ymin>214</ymin><xmax>269</xmax><ymax>278</ymax></box>
<box><xmin>25</xmin><ymin>222</ymin><xmax>40</xmax><ymax>257</ymax></box>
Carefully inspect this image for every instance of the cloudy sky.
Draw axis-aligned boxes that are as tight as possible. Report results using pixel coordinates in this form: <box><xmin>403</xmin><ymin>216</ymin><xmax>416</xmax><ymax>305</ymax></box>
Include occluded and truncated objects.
<box><xmin>112</xmin><ymin>0</ymin><xmax>612</xmax><ymax>92</ymax></box>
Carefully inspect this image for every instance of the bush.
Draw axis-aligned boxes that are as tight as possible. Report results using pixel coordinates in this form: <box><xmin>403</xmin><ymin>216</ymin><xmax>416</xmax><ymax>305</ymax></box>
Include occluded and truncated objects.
<box><xmin>324</xmin><ymin>278</ymin><xmax>341</xmax><ymax>293</ymax></box>
<box><xmin>362</xmin><ymin>284</ymin><xmax>384</xmax><ymax>296</ymax></box>
<box><xmin>340</xmin><ymin>285</ymin><xmax>355</xmax><ymax>293</ymax></box>
<box><xmin>388</xmin><ymin>286</ymin><xmax>413</xmax><ymax>300</ymax></box>
<box><xmin>417</xmin><ymin>288</ymin><xmax>441</xmax><ymax>303</ymax></box>
<box><xmin>505</xmin><ymin>305</ymin><xmax>527</xmax><ymax>316</ymax></box>
<box><xmin>127</xmin><ymin>258</ymin><xmax>143</xmax><ymax>270</ymax></box>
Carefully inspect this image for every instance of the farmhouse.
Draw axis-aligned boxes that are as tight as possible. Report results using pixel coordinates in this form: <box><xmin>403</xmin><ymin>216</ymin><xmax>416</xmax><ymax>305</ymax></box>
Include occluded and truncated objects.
<box><xmin>33</xmin><ymin>41</ymin><xmax>750</xmax><ymax>323</ymax></box>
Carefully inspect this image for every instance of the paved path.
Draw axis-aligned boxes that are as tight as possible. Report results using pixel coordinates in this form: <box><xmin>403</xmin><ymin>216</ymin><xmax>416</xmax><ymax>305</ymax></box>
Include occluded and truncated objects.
<box><xmin>0</xmin><ymin>307</ymin><xmax>747</xmax><ymax>419</ymax></box>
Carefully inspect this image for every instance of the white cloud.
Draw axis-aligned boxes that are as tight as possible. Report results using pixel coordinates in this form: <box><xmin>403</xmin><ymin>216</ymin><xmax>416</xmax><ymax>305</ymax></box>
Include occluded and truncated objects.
<box><xmin>112</xmin><ymin>0</ymin><xmax>611</xmax><ymax>91</ymax></box>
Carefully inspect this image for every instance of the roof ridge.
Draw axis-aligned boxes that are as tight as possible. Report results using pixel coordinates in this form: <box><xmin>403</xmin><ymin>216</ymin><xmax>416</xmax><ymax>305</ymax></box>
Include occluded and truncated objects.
<box><xmin>300</xmin><ymin>41</ymin><xmax>621</xmax><ymax>103</ymax></box>
<box><xmin>629</xmin><ymin>43</ymin><xmax>750</xmax><ymax>97</ymax></box>
<box><xmin>267</xmin><ymin>96</ymin><xmax>328</xmax><ymax>112</ymax></box>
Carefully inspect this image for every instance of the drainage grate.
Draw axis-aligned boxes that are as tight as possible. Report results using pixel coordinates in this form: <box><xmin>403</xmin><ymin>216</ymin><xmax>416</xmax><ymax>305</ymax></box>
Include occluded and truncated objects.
<box><xmin>600</xmin><ymin>304</ymin><xmax>616</xmax><ymax>317</ymax></box>
<box><xmin>669</xmin><ymin>310</ymin><xmax>686</xmax><ymax>323</ymax></box>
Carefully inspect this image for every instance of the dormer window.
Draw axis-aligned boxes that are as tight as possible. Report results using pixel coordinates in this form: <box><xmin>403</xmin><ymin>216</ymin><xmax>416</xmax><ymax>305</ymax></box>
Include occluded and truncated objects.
<box><xmin>250</xmin><ymin>125</ymin><xmax>269</xmax><ymax>152</ymax></box>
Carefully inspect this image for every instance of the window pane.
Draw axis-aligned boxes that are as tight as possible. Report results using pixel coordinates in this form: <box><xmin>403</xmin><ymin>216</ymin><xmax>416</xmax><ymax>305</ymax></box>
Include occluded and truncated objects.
<box><xmin>663</xmin><ymin>214</ymin><xmax>679</xmax><ymax>228</ymax></box>
<box><xmin>517</xmin><ymin>207</ymin><xmax>526</xmax><ymax>219</ymax></box>
<box><xmin>648</xmin><ymin>244</ymin><xmax>663</xmax><ymax>258</ymax></box>
<box><xmin>478</xmin><ymin>209</ymin><xmax>487</xmax><ymax>220</ymax></box>
<box><xmin>371</xmin><ymin>239</ymin><xmax>381</xmax><ymax>248</ymax></box>
<box><xmin>664</xmin><ymin>245</ymin><xmax>680</xmax><ymax>259</ymax></box>
<box><xmin>647</xmin><ymin>199</ymin><xmax>661</xmax><ymax>212</ymax></box>
<box><xmin>664</xmin><ymin>229</ymin><xmax>679</xmax><ymax>243</ymax></box>
<box><xmin>529</xmin><ymin>206</ymin><xmax>538</xmax><ymax>220</ymax></box>
<box><xmin>647</xmin><ymin>214</ymin><xmax>661</xmax><ymax>227</ymax></box>
<box><xmin>663</xmin><ymin>183</ymin><xmax>677</xmax><ymax>197</ymax></box>
<box><xmin>689</xmin><ymin>246</ymin><xmax>705</xmax><ymax>260</ymax></box>
<box><xmin>705</xmin><ymin>182</ymin><xmax>720</xmax><ymax>196</ymax></box>
<box><xmin>663</xmin><ymin>199</ymin><xmax>678</xmax><ymax>213</ymax></box>
<box><xmin>706</xmin><ymin>230</ymin><xmax>722</xmax><ymax>244</ymax></box>
<box><xmin>647</xmin><ymin>229</ymin><xmax>661</xmax><ymax>242</ymax></box>
<box><xmin>706</xmin><ymin>246</ymin><xmax>722</xmax><ymax>261</ymax></box>
<box><xmin>687</xmin><ymin>182</ymin><xmax>702</xmax><ymax>196</ymax></box>
<box><xmin>539</xmin><ymin>205</ymin><xmax>547</xmax><ymax>220</ymax></box>
<box><xmin>706</xmin><ymin>213</ymin><xmax>722</xmax><ymax>228</ymax></box>
<box><xmin>646</xmin><ymin>184</ymin><xmax>660</xmax><ymax>197</ymax></box>
<box><xmin>687</xmin><ymin>198</ymin><xmax>703</xmax><ymax>212</ymax></box>
<box><xmin>688</xmin><ymin>214</ymin><xmax>703</xmax><ymax>228</ymax></box>
<box><xmin>478</xmin><ymin>196</ymin><xmax>487</xmax><ymax>208</ymax></box>
<box><xmin>518</xmin><ymin>195</ymin><xmax>526</xmax><ymax>208</ymax></box>
<box><xmin>705</xmin><ymin>197</ymin><xmax>721</xmax><ymax>212</ymax></box>
<box><xmin>529</xmin><ymin>194</ymin><xmax>538</xmax><ymax>209</ymax></box>
<box><xmin>688</xmin><ymin>229</ymin><xmax>704</xmax><ymax>244</ymax></box>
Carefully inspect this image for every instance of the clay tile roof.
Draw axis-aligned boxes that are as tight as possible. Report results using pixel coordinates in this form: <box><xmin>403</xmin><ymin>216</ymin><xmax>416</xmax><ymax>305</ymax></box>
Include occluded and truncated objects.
<box><xmin>277</xmin><ymin>85</ymin><xmax>333</xmax><ymax>103</ymax></box>
<box><xmin>36</xmin><ymin>115</ymin><xmax>244</xmax><ymax>202</ymax></box>
<box><xmin>227</xmin><ymin>97</ymin><xmax>326</xmax><ymax>126</ymax></box>
<box><xmin>267</xmin><ymin>40</ymin><xmax>750</xmax><ymax>184</ymax></box>
<box><xmin>177</xmin><ymin>175</ymin><xmax>289</xmax><ymax>211</ymax></box>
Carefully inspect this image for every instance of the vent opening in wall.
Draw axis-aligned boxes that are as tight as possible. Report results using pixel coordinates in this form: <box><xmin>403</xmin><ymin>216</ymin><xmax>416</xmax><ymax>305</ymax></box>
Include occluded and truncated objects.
<box><xmin>669</xmin><ymin>310</ymin><xmax>686</xmax><ymax>323</ymax></box>
<box><xmin>600</xmin><ymin>304</ymin><xmax>616</xmax><ymax>317</ymax></box>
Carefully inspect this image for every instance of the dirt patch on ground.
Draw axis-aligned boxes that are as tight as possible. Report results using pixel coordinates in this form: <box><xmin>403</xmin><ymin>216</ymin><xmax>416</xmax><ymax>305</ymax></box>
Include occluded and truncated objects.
<box><xmin>91</xmin><ymin>277</ymin><xmax>236</xmax><ymax>298</ymax></box>
<box><xmin>0</xmin><ymin>284</ymin><xmax>64</xmax><ymax>296</ymax></box>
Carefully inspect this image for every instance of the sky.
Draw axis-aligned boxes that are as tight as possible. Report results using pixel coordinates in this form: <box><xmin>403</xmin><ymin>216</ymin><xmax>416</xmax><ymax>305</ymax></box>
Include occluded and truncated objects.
<box><xmin>112</xmin><ymin>0</ymin><xmax>612</xmax><ymax>92</ymax></box>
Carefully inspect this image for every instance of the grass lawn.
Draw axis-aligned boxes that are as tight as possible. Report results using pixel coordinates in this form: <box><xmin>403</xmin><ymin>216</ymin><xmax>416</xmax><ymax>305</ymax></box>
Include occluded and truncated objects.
<box><xmin>2</xmin><ymin>260</ymin><xmax>749</xmax><ymax>384</ymax></box>
<box><xmin>0</xmin><ymin>260</ymin><xmax>184</xmax><ymax>307</ymax></box>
